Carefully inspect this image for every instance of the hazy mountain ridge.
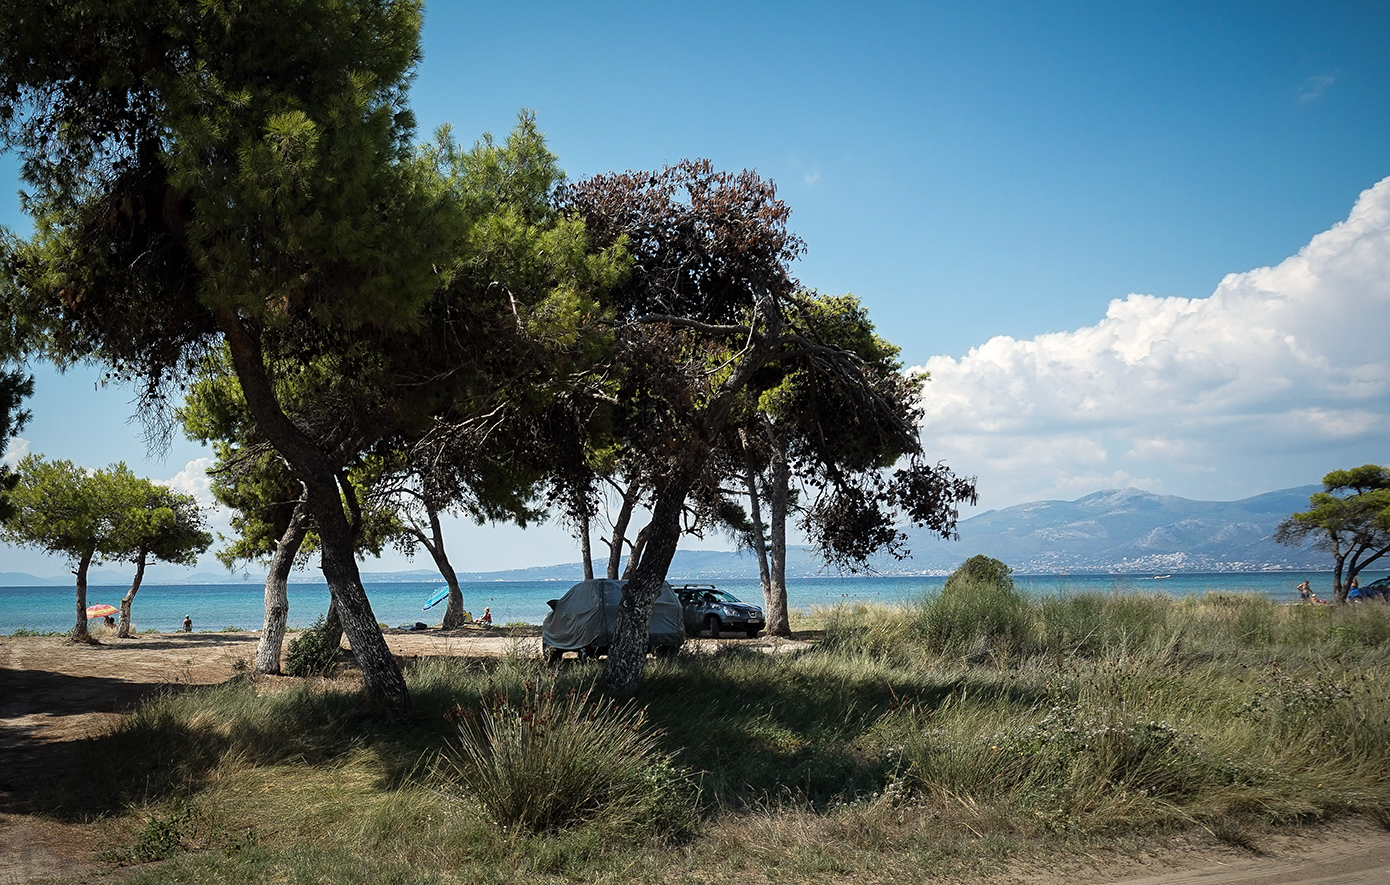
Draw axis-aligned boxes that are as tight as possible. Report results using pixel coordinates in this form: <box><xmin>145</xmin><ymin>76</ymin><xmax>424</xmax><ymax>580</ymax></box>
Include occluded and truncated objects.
<box><xmin>889</xmin><ymin>485</ymin><xmax>1326</xmax><ymax>574</ymax></box>
<box><xmin>1</xmin><ymin>485</ymin><xmax>1329</xmax><ymax>585</ymax></box>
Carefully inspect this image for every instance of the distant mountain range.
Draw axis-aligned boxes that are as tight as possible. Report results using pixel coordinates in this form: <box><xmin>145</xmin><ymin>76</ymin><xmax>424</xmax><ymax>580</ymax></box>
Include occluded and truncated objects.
<box><xmin>0</xmin><ymin>485</ymin><xmax>1329</xmax><ymax>586</ymax></box>
<box><xmin>889</xmin><ymin>485</ymin><xmax>1326</xmax><ymax>574</ymax></box>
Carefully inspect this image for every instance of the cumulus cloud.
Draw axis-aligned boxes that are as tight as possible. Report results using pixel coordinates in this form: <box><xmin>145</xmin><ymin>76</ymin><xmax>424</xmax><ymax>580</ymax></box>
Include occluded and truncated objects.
<box><xmin>913</xmin><ymin>177</ymin><xmax>1390</xmax><ymax>508</ymax></box>
<box><xmin>157</xmin><ymin>458</ymin><xmax>233</xmax><ymax>558</ymax></box>
<box><xmin>2</xmin><ymin>436</ymin><xmax>30</xmax><ymax>467</ymax></box>
<box><xmin>159</xmin><ymin>457</ymin><xmax>227</xmax><ymax>514</ymax></box>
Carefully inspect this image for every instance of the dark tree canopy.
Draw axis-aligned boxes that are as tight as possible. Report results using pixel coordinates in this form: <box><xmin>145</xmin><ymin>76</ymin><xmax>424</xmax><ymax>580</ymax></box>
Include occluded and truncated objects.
<box><xmin>561</xmin><ymin>159</ymin><xmax>803</xmax><ymax>326</ymax></box>
<box><xmin>560</xmin><ymin>161</ymin><xmax>976</xmax><ymax>688</ymax></box>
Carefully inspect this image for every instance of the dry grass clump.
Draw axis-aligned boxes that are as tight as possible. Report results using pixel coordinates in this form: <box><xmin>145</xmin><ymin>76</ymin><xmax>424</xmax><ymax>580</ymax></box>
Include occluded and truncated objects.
<box><xmin>433</xmin><ymin>676</ymin><xmax>697</xmax><ymax>839</ymax></box>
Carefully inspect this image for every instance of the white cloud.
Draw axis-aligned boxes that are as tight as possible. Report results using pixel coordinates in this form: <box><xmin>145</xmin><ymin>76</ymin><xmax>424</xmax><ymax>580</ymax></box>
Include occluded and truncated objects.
<box><xmin>913</xmin><ymin>177</ymin><xmax>1390</xmax><ymax>508</ymax></box>
<box><xmin>2</xmin><ymin>436</ymin><xmax>30</xmax><ymax>467</ymax></box>
<box><xmin>159</xmin><ymin>457</ymin><xmax>222</xmax><ymax>510</ymax></box>
<box><xmin>1298</xmin><ymin>72</ymin><xmax>1336</xmax><ymax>103</ymax></box>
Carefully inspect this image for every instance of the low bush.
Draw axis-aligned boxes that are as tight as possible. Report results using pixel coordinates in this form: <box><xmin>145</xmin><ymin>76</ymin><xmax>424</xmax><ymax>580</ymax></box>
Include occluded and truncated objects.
<box><xmin>434</xmin><ymin>676</ymin><xmax>697</xmax><ymax>840</ymax></box>
<box><xmin>919</xmin><ymin>574</ymin><xmax>1032</xmax><ymax>662</ymax></box>
<box><xmin>284</xmin><ymin>616</ymin><xmax>341</xmax><ymax>678</ymax></box>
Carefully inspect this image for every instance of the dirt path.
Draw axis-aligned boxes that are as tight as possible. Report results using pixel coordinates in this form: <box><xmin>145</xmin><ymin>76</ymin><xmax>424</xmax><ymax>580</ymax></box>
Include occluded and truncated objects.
<box><xmin>1002</xmin><ymin>820</ymin><xmax>1390</xmax><ymax>884</ymax></box>
<box><xmin>2</xmin><ymin>631</ymin><xmax>1388</xmax><ymax>884</ymax></box>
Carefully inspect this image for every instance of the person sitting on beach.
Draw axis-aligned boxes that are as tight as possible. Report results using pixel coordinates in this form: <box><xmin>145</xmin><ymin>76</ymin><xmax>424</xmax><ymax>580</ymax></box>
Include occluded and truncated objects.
<box><xmin>104</xmin><ymin>614</ymin><xmax>116</xmax><ymax>627</ymax></box>
<box><xmin>477</xmin><ymin>607</ymin><xmax>492</xmax><ymax>627</ymax></box>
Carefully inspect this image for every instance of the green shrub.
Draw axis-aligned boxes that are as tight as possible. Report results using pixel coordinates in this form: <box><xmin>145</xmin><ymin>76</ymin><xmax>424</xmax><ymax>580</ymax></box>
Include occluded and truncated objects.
<box><xmin>920</xmin><ymin>558</ymin><xmax>1032</xmax><ymax>661</ymax></box>
<box><xmin>284</xmin><ymin>616</ymin><xmax>341</xmax><ymax>678</ymax></box>
<box><xmin>99</xmin><ymin>801</ymin><xmax>258</xmax><ymax>864</ymax></box>
<box><xmin>435</xmin><ymin>676</ymin><xmax>697</xmax><ymax>839</ymax></box>
<box><xmin>944</xmin><ymin>555</ymin><xmax>1013</xmax><ymax>594</ymax></box>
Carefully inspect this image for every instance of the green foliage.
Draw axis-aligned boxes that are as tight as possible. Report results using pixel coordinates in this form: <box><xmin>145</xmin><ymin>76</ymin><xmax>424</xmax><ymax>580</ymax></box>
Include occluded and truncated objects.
<box><xmin>1</xmin><ymin>455</ymin><xmax>110</xmax><ymax>562</ymax></box>
<box><xmin>1</xmin><ymin>453</ymin><xmax>210</xmax><ymax>637</ymax></box>
<box><xmin>883</xmin><ymin>696</ymin><xmax>1239</xmax><ymax>833</ymax></box>
<box><xmin>920</xmin><ymin>558</ymin><xmax>1031</xmax><ymax>660</ymax></box>
<box><xmin>284</xmin><ymin>616</ymin><xmax>342</xmax><ymax>677</ymax></box>
<box><xmin>1037</xmin><ymin>592</ymin><xmax>1167</xmax><ymax>656</ymax></box>
<box><xmin>435</xmin><ymin>676</ymin><xmax>696</xmax><ymax>839</ymax></box>
<box><xmin>0</xmin><ymin>366</ymin><xmax>32</xmax><ymax>523</ymax></box>
<box><xmin>100</xmin><ymin>801</ymin><xmax>258</xmax><ymax>865</ymax></box>
<box><xmin>944</xmin><ymin>554</ymin><xmax>1014</xmax><ymax>593</ymax></box>
<box><xmin>2</xmin><ymin>455</ymin><xmax>210</xmax><ymax>564</ymax></box>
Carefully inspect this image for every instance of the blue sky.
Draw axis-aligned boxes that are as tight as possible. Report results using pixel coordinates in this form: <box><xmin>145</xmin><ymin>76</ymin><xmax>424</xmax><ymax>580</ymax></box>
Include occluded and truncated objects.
<box><xmin>3</xmin><ymin>1</ymin><xmax>1389</xmax><ymax>578</ymax></box>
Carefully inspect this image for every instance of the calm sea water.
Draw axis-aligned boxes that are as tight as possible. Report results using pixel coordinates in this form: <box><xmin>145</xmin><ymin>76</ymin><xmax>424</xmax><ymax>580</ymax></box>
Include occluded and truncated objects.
<box><xmin>2</xmin><ymin>571</ymin><xmax>1380</xmax><ymax>635</ymax></box>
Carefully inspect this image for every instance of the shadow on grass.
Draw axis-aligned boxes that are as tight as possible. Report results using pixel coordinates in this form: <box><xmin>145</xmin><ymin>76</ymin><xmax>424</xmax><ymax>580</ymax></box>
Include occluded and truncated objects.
<box><xmin>633</xmin><ymin>646</ymin><xmax>1050</xmax><ymax>809</ymax></box>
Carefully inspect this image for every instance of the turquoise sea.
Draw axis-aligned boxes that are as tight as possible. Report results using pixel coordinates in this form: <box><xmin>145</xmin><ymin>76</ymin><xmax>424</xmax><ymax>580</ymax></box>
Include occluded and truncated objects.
<box><xmin>2</xmin><ymin>570</ymin><xmax>1382</xmax><ymax>635</ymax></box>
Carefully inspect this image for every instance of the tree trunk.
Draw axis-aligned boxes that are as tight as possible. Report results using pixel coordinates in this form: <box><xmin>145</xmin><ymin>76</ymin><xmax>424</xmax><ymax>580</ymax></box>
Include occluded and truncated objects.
<box><xmin>255</xmin><ymin>496</ymin><xmax>309</xmax><ymax>674</ymax></box>
<box><xmin>420</xmin><ymin>506</ymin><xmax>466</xmax><ymax>629</ymax></box>
<box><xmin>436</xmin><ymin>556</ymin><xmax>465</xmax><ymax>628</ymax></box>
<box><xmin>71</xmin><ymin>546</ymin><xmax>95</xmax><ymax>641</ymax></box>
<box><xmin>1332</xmin><ymin>549</ymin><xmax>1348</xmax><ymax>604</ymax></box>
<box><xmin>607</xmin><ymin>481</ymin><xmax>640</xmax><ymax>579</ymax></box>
<box><xmin>116</xmin><ymin>551</ymin><xmax>146</xmax><ymax>638</ymax></box>
<box><xmin>765</xmin><ymin>448</ymin><xmax>792</xmax><ymax>637</ymax></box>
<box><xmin>606</xmin><ymin>482</ymin><xmax>686</xmax><ymax>691</ymax></box>
<box><xmin>217</xmin><ymin>309</ymin><xmax>408</xmax><ymax>711</ymax></box>
<box><xmin>740</xmin><ymin>430</ymin><xmax>773</xmax><ymax>618</ymax></box>
<box><xmin>311</xmin><ymin>477</ymin><xmax>406</xmax><ymax>706</ymax></box>
<box><xmin>580</xmin><ymin>507</ymin><xmax>594</xmax><ymax>581</ymax></box>
<box><xmin>621</xmin><ymin>524</ymin><xmax>650</xmax><ymax>580</ymax></box>
<box><xmin>323</xmin><ymin>596</ymin><xmax>345</xmax><ymax>648</ymax></box>
<box><xmin>1345</xmin><ymin>546</ymin><xmax>1390</xmax><ymax>603</ymax></box>
<box><xmin>400</xmin><ymin>502</ymin><xmax>466</xmax><ymax>628</ymax></box>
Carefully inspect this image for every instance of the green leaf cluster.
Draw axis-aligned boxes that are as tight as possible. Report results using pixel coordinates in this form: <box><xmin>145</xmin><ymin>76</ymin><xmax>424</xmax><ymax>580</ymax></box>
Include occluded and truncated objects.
<box><xmin>1</xmin><ymin>454</ymin><xmax>211</xmax><ymax>567</ymax></box>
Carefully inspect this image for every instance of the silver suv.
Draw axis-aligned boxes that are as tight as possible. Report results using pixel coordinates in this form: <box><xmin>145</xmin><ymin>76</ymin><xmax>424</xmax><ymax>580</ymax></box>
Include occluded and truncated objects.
<box><xmin>674</xmin><ymin>584</ymin><xmax>765</xmax><ymax>638</ymax></box>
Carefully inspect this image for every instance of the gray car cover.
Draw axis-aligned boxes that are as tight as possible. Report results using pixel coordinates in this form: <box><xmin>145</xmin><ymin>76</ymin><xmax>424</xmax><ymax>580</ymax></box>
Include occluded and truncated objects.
<box><xmin>542</xmin><ymin>579</ymin><xmax>685</xmax><ymax>651</ymax></box>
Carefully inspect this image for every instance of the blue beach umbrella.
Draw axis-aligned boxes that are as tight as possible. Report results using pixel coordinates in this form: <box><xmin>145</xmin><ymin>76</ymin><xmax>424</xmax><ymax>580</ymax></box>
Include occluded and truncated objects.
<box><xmin>422</xmin><ymin>587</ymin><xmax>449</xmax><ymax>611</ymax></box>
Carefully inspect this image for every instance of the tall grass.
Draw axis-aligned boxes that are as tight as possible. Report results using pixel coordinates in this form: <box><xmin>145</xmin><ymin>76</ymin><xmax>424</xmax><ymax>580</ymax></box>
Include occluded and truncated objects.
<box><xmin>53</xmin><ymin>591</ymin><xmax>1390</xmax><ymax>885</ymax></box>
<box><xmin>433</xmin><ymin>675</ymin><xmax>696</xmax><ymax>838</ymax></box>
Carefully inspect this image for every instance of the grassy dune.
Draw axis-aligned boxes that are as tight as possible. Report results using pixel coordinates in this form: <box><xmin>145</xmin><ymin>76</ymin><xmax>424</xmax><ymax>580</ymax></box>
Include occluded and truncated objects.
<box><xmin>67</xmin><ymin>587</ymin><xmax>1390</xmax><ymax>883</ymax></box>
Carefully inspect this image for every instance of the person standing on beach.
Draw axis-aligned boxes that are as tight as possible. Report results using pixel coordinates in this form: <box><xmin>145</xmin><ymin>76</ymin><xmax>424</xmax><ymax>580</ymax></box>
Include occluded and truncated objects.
<box><xmin>1297</xmin><ymin>580</ymin><xmax>1312</xmax><ymax>603</ymax></box>
<box><xmin>183</xmin><ymin>616</ymin><xmax>192</xmax><ymax>633</ymax></box>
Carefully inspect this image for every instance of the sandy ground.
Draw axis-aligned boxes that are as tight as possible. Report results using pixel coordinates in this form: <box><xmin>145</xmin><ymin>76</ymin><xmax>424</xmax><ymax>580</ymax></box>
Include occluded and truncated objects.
<box><xmin>2</xmin><ymin>629</ymin><xmax>1389</xmax><ymax>884</ymax></box>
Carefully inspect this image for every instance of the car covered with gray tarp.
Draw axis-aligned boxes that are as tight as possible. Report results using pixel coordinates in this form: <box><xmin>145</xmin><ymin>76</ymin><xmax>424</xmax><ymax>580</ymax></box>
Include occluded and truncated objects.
<box><xmin>541</xmin><ymin>578</ymin><xmax>685</xmax><ymax>662</ymax></box>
